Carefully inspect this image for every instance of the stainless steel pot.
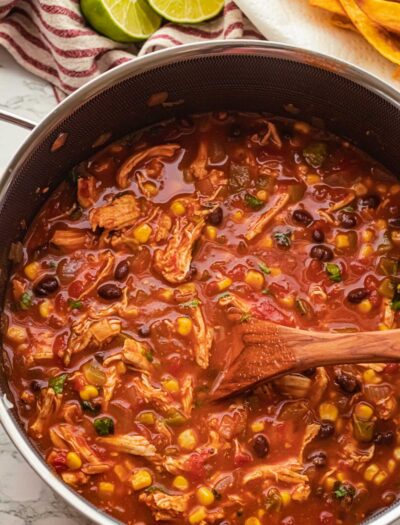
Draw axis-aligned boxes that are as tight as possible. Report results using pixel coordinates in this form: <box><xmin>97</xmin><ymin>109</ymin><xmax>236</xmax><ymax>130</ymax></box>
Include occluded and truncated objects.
<box><xmin>1</xmin><ymin>40</ymin><xmax>400</xmax><ymax>525</ymax></box>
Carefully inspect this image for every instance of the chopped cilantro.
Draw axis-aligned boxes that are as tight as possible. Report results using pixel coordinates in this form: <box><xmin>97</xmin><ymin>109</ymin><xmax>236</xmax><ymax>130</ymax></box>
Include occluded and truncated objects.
<box><xmin>180</xmin><ymin>299</ymin><xmax>201</xmax><ymax>309</ymax></box>
<box><xmin>48</xmin><ymin>373</ymin><xmax>68</xmax><ymax>395</ymax></box>
<box><xmin>19</xmin><ymin>291</ymin><xmax>33</xmax><ymax>310</ymax></box>
<box><xmin>262</xmin><ymin>288</ymin><xmax>272</xmax><ymax>296</ymax></box>
<box><xmin>390</xmin><ymin>284</ymin><xmax>400</xmax><ymax>311</ymax></box>
<box><xmin>142</xmin><ymin>349</ymin><xmax>154</xmax><ymax>362</ymax></box>
<box><xmin>343</xmin><ymin>206</ymin><xmax>355</xmax><ymax>213</ymax></box>
<box><xmin>218</xmin><ymin>292</ymin><xmax>231</xmax><ymax>299</ymax></box>
<box><xmin>303</xmin><ymin>142</ymin><xmax>328</xmax><ymax>168</ymax></box>
<box><xmin>325</xmin><ymin>263</ymin><xmax>342</xmax><ymax>283</ymax></box>
<box><xmin>49</xmin><ymin>261</ymin><xmax>57</xmax><ymax>269</ymax></box>
<box><xmin>94</xmin><ymin>417</ymin><xmax>114</xmax><ymax>436</ymax></box>
<box><xmin>295</xmin><ymin>299</ymin><xmax>309</xmax><ymax>316</ymax></box>
<box><xmin>334</xmin><ymin>482</ymin><xmax>355</xmax><ymax>500</ymax></box>
<box><xmin>245</xmin><ymin>193</ymin><xmax>264</xmax><ymax>210</ymax></box>
<box><xmin>273</xmin><ymin>232</ymin><xmax>292</xmax><ymax>249</ymax></box>
<box><xmin>258</xmin><ymin>262</ymin><xmax>271</xmax><ymax>275</ymax></box>
<box><xmin>68</xmin><ymin>298</ymin><xmax>82</xmax><ymax>310</ymax></box>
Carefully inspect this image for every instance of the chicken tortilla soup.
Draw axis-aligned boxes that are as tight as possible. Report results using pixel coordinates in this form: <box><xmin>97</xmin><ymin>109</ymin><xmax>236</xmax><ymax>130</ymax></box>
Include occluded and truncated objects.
<box><xmin>4</xmin><ymin>112</ymin><xmax>400</xmax><ymax>525</ymax></box>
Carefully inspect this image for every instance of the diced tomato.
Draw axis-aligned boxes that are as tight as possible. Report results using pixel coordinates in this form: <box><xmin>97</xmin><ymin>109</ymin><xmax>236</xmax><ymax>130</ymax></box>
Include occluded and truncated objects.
<box><xmin>228</xmin><ymin>264</ymin><xmax>247</xmax><ymax>282</ymax></box>
<box><xmin>72</xmin><ymin>374</ymin><xmax>86</xmax><ymax>393</ymax></box>
<box><xmin>319</xmin><ymin>511</ymin><xmax>334</xmax><ymax>525</ymax></box>
<box><xmin>166</xmin><ymin>355</ymin><xmax>183</xmax><ymax>376</ymax></box>
<box><xmin>53</xmin><ymin>332</ymin><xmax>68</xmax><ymax>359</ymax></box>
<box><xmin>384</xmin><ymin>363</ymin><xmax>400</xmax><ymax>375</ymax></box>
<box><xmin>254</xmin><ymin>299</ymin><xmax>293</xmax><ymax>327</ymax></box>
<box><xmin>233</xmin><ymin>451</ymin><xmax>252</xmax><ymax>467</ymax></box>
<box><xmin>68</xmin><ymin>280</ymin><xmax>84</xmax><ymax>298</ymax></box>
<box><xmin>185</xmin><ymin>450</ymin><xmax>210</xmax><ymax>481</ymax></box>
<box><xmin>49</xmin><ymin>451</ymin><xmax>67</xmax><ymax>472</ymax></box>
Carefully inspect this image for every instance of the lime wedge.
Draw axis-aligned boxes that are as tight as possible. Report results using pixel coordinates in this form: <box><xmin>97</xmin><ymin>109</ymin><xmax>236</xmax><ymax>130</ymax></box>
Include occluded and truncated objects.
<box><xmin>148</xmin><ymin>0</ymin><xmax>224</xmax><ymax>23</ymax></box>
<box><xmin>80</xmin><ymin>0</ymin><xmax>162</xmax><ymax>42</ymax></box>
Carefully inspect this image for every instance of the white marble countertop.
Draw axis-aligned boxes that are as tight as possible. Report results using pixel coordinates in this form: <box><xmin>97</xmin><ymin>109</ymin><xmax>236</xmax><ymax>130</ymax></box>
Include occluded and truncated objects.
<box><xmin>0</xmin><ymin>47</ymin><xmax>90</xmax><ymax>525</ymax></box>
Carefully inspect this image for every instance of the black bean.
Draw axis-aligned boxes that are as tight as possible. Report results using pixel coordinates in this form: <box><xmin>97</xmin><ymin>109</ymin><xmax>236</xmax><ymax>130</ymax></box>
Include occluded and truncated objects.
<box><xmin>302</xmin><ymin>367</ymin><xmax>317</xmax><ymax>377</ymax></box>
<box><xmin>187</xmin><ymin>265</ymin><xmax>198</xmax><ymax>281</ymax></box>
<box><xmin>318</xmin><ymin>420</ymin><xmax>335</xmax><ymax>439</ymax></box>
<box><xmin>97</xmin><ymin>283</ymin><xmax>122</xmax><ymax>300</ymax></box>
<box><xmin>207</xmin><ymin>207</ymin><xmax>223</xmax><ymax>226</ymax></box>
<box><xmin>358</xmin><ymin>194</ymin><xmax>380</xmax><ymax>209</ymax></box>
<box><xmin>374</xmin><ymin>431</ymin><xmax>395</xmax><ymax>446</ymax></box>
<box><xmin>340</xmin><ymin>211</ymin><xmax>357</xmax><ymax>229</ymax></box>
<box><xmin>388</xmin><ymin>217</ymin><xmax>400</xmax><ymax>229</ymax></box>
<box><xmin>307</xmin><ymin>450</ymin><xmax>327</xmax><ymax>467</ymax></box>
<box><xmin>253</xmin><ymin>434</ymin><xmax>269</xmax><ymax>458</ymax></box>
<box><xmin>138</xmin><ymin>325</ymin><xmax>151</xmax><ymax>338</ymax></box>
<box><xmin>312</xmin><ymin>229</ymin><xmax>325</xmax><ymax>243</ymax></box>
<box><xmin>336</xmin><ymin>372</ymin><xmax>360</xmax><ymax>394</ymax></box>
<box><xmin>34</xmin><ymin>275</ymin><xmax>59</xmax><ymax>297</ymax></box>
<box><xmin>347</xmin><ymin>288</ymin><xmax>369</xmax><ymax>304</ymax></box>
<box><xmin>30</xmin><ymin>380</ymin><xmax>41</xmax><ymax>393</ymax></box>
<box><xmin>228</xmin><ymin>125</ymin><xmax>242</xmax><ymax>138</ymax></box>
<box><xmin>310</xmin><ymin>245</ymin><xmax>333</xmax><ymax>262</ymax></box>
<box><xmin>292</xmin><ymin>209</ymin><xmax>313</xmax><ymax>226</ymax></box>
<box><xmin>114</xmin><ymin>260</ymin><xmax>129</xmax><ymax>281</ymax></box>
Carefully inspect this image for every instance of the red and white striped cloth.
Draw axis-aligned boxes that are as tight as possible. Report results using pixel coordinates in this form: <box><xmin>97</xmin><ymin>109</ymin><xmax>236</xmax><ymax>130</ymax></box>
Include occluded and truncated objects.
<box><xmin>0</xmin><ymin>0</ymin><xmax>263</xmax><ymax>98</ymax></box>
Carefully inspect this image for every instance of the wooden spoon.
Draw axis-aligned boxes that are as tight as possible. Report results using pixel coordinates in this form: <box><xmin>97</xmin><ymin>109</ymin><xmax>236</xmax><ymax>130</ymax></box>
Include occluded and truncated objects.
<box><xmin>210</xmin><ymin>319</ymin><xmax>400</xmax><ymax>400</ymax></box>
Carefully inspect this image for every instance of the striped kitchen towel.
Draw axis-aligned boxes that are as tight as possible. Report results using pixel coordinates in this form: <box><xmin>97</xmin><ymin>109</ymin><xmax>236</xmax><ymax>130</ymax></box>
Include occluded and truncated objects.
<box><xmin>0</xmin><ymin>0</ymin><xmax>263</xmax><ymax>97</ymax></box>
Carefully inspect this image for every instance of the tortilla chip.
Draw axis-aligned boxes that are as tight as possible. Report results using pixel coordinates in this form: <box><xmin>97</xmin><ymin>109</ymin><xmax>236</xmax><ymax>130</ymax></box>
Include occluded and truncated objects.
<box><xmin>357</xmin><ymin>0</ymin><xmax>400</xmax><ymax>35</ymax></box>
<box><xmin>339</xmin><ymin>0</ymin><xmax>400</xmax><ymax>65</ymax></box>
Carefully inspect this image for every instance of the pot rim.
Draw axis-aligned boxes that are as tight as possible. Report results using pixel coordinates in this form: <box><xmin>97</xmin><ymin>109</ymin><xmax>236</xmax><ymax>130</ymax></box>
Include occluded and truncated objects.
<box><xmin>1</xmin><ymin>39</ymin><xmax>400</xmax><ymax>525</ymax></box>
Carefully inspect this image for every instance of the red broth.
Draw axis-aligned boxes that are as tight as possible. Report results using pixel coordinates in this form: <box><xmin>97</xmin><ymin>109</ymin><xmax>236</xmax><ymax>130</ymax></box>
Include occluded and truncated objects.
<box><xmin>4</xmin><ymin>112</ymin><xmax>400</xmax><ymax>525</ymax></box>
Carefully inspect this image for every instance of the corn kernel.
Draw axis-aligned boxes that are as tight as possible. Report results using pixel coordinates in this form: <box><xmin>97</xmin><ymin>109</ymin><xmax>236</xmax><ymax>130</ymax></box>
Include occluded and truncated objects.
<box><xmin>98</xmin><ymin>482</ymin><xmax>115</xmax><ymax>498</ymax></box>
<box><xmin>270</xmin><ymin>267</ymin><xmax>282</xmax><ymax>277</ymax></box>
<box><xmin>363</xmin><ymin>368</ymin><xmax>381</xmax><ymax>384</ymax></box>
<box><xmin>216</xmin><ymin>277</ymin><xmax>232</xmax><ymax>291</ymax></box>
<box><xmin>256</xmin><ymin>190</ymin><xmax>269</xmax><ymax>202</ymax></box>
<box><xmin>245</xmin><ymin>270</ymin><xmax>264</xmax><ymax>291</ymax></box>
<box><xmin>178</xmin><ymin>429</ymin><xmax>198</xmax><ymax>451</ymax></box>
<box><xmin>66</xmin><ymin>451</ymin><xmax>82</xmax><ymax>470</ymax></box>
<box><xmin>306</xmin><ymin>174</ymin><xmax>321</xmax><ymax>185</ymax></box>
<box><xmin>379</xmin><ymin>323</ymin><xmax>390</xmax><ymax>331</ymax></box>
<box><xmin>278</xmin><ymin>294</ymin><xmax>295</xmax><ymax>309</ymax></box>
<box><xmin>159</xmin><ymin>288</ymin><xmax>174</xmax><ymax>301</ymax></box>
<box><xmin>319</xmin><ymin>402</ymin><xmax>338</xmax><ymax>422</ymax></box>
<box><xmin>251</xmin><ymin>420</ymin><xmax>265</xmax><ymax>433</ymax></box>
<box><xmin>114</xmin><ymin>464</ymin><xmax>128</xmax><ymax>481</ymax></box>
<box><xmin>353</xmin><ymin>182</ymin><xmax>368</xmax><ymax>196</ymax></box>
<box><xmin>79</xmin><ymin>385</ymin><xmax>99</xmax><ymax>401</ymax></box>
<box><xmin>176</xmin><ymin>317</ymin><xmax>192</xmax><ymax>336</ymax></box>
<box><xmin>388</xmin><ymin>459</ymin><xmax>396</xmax><ymax>473</ymax></box>
<box><xmin>39</xmin><ymin>299</ymin><xmax>53</xmax><ymax>318</ymax></box>
<box><xmin>324</xmin><ymin>476</ymin><xmax>336</xmax><ymax>490</ymax></box>
<box><xmin>189</xmin><ymin>507</ymin><xmax>207</xmax><ymax>524</ymax></box>
<box><xmin>245</xmin><ymin>518</ymin><xmax>261</xmax><ymax>525</ymax></box>
<box><xmin>196</xmin><ymin>486</ymin><xmax>215</xmax><ymax>506</ymax></box>
<box><xmin>362</xmin><ymin>229</ymin><xmax>374</xmax><ymax>243</ymax></box>
<box><xmin>205</xmin><ymin>225</ymin><xmax>217</xmax><ymax>241</ymax></box>
<box><xmin>335</xmin><ymin>234</ymin><xmax>350</xmax><ymax>249</ymax></box>
<box><xmin>257</xmin><ymin>509</ymin><xmax>266</xmax><ymax>518</ymax></box>
<box><xmin>376</xmin><ymin>219</ymin><xmax>387</xmax><ymax>230</ymax></box>
<box><xmin>358</xmin><ymin>299</ymin><xmax>372</xmax><ymax>314</ymax></box>
<box><xmin>336</xmin><ymin>471</ymin><xmax>345</xmax><ymax>482</ymax></box>
<box><xmin>24</xmin><ymin>262</ymin><xmax>40</xmax><ymax>281</ymax></box>
<box><xmin>131</xmin><ymin>469</ymin><xmax>153</xmax><ymax>491</ymax></box>
<box><xmin>143</xmin><ymin>181</ymin><xmax>158</xmax><ymax>196</ymax></box>
<box><xmin>133</xmin><ymin>223</ymin><xmax>152</xmax><ymax>243</ymax></box>
<box><xmin>138</xmin><ymin>411</ymin><xmax>155</xmax><ymax>425</ymax></box>
<box><xmin>258</xmin><ymin>235</ymin><xmax>273</xmax><ymax>249</ymax></box>
<box><xmin>162</xmin><ymin>378</ymin><xmax>180</xmax><ymax>393</ymax></box>
<box><xmin>374</xmin><ymin>471</ymin><xmax>388</xmax><ymax>486</ymax></box>
<box><xmin>394</xmin><ymin>448</ymin><xmax>400</xmax><ymax>461</ymax></box>
<box><xmin>364</xmin><ymin>464</ymin><xmax>379</xmax><ymax>481</ymax></box>
<box><xmin>294</xmin><ymin>121</ymin><xmax>311</xmax><ymax>134</ymax></box>
<box><xmin>170</xmin><ymin>200</ymin><xmax>186</xmax><ymax>216</ymax></box>
<box><xmin>390</xmin><ymin>184</ymin><xmax>400</xmax><ymax>195</ymax></box>
<box><xmin>354</xmin><ymin>402</ymin><xmax>374</xmax><ymax>421</ymax></box>
<box><xmin>359</xmin><ymin>244</ymin><xmax>374</xmax><ymax>259</ymax></box>
<box><xmin>280</xmin><ymin>491</ymin><xmax>291</xmax><ymax>506</ymax></box>
<box><xmin>6</xmin><ymin>326</ymin><xmax>27</xmax><ymax>344</ymax></box>
<box><xmin>173</xmin><ymin>475</ymin><xmax>189</xmax><ymax>491</ymax></box>
<box><xmin>232</xmin><ymin>210</ymin><xmax>244</xmax><ymax>223</ymax></box>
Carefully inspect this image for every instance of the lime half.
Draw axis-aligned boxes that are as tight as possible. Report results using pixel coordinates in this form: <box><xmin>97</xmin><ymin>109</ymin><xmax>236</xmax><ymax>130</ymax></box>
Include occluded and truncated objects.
<box><xmin>80</xmin><ymin>0</ymin><xmax>162</xmax><ymax>42</ymax></box>
<box><xmin>148</xmin><ymin>0</ymin><xmax>224</xmax><ymax>23</ymax></box>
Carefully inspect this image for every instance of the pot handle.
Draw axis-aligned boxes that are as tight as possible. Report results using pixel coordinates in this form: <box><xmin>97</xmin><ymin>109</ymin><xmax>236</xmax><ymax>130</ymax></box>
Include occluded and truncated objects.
<box><xmin>0</xmin><ymin>109</ymin><xmax>37</xmax><ymax>130</ymax></box>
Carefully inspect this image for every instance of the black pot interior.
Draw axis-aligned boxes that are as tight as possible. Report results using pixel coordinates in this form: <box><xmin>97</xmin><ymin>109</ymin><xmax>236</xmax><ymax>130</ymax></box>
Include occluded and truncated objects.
<box><xmin>1</xmin><ymin>47</ymin><xmax>400</xmax><ymax>524</ymax></box>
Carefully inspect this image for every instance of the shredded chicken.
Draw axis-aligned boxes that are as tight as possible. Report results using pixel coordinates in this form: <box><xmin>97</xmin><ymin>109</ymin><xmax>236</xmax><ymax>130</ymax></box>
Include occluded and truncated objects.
<box><xmin>61</xmin><ymin>402</ymin><xmax>82</xmax><ymax>425</ymax></box>
<box><xmin>61</xmin><ymin>471</ymin><xmax>89</xmax><ymax>487</ymax></box>
<box><xmin>243</xmin><ymin>461</ymin><xmax>309</xmax><ymax>486</ymax></box>
<box><xmin>117</xmin><ymin>144</ymin><xmax>180</xmax><ymax>189</ymax></box>
<box><xmin>153</xmin><ymin>217</ymin><xmax>205</xmax><ymax>283</ymax></box>
<box><xmin>339</xmin><ymin>434</ymin><xmax>375</xmax><ymax>469</ymax></box>
<box><xmin>50</xmin><ymin>228</ymin><xmax>93</xmax><ymax>252</ymax></box>
<box><xmin>299</xmin><ymin>423</ymin><xmax>320</xmax><ymax>462</ymax></box>
<box><xmin>102</xmin><ymin>365</ymin><xmax>119</xmax><ymax>411</ymax></box>
<box><xmin>251</xmin><ymin>120</ymin><xmax>282</xmax><ymax>148</ymax></box>
<box><xmin>218</xmin><ymin>293</ymin><xmax>251</xmax><ymax>323</ymax></box>
<box><xmin>88</xmin><ymin>288</ymin><xmax>138</xmax><ymax>320</ymax></box>
<box><xmin>98</xmin><ymin>434</ymin><xmax>158</xmax><ymax>458</ymax></box>
<box><xmin>131</xmin><ymin>374</ymin><xmax>172</xmax><ymax>415</ymax></box>
<box><xmin>273</xmin><ymin>373</ymin><xmax>312</xmax><ymax>399</ymax></box>
<box><xmin>209</xmin><ymin>403</ymin><xmax>247</xmax><ymax>441</ymax></box>
<box><xmin>187</xmin><ymin>140</ymin><xmax>209</xmax><ymax>180</ymax></box>
<box><xmin>89</xmin><ymin>194</ymin><xmax>140</xmax><ymax>231</ymax></box>
<box><xmin>103</xmin><ymin>337</ymin><xmax>152</xmax><ymax>372</ymax></box>
<box><xmin>181</xmin><ymin>375</ymin><xmax>194</xmax><ymax>418</ymax></box>
<box><xmin>79</xmin><ymin>250</ymin><xmax>115</xmax><ymax>299</ymax></box>
<box><xmin>192</xmin><ymin>305</ymin><xmax>213</xmax><ymax>369</ymax></box>
<box><xmin>381</xmin><ymin>298</ymin><xmax>395</xmax><ymax>329</ymax></box>
<box><xmin>64</xmin><ymin>317</ymin><xmax>121</xmax><ymax>365</ymax></box>
<box><xmin>139</xmin><ymin>490</ymin><xmax>189</xmax><ymax>521</ymax></box>
<box><xmin>327</xmin><ymin>190</ymin><xmax>356</xmax><ymax>213</ymax></box>
<box><xmin>77</xmin><ymin>176</ymin><xmax>97</xmax><ymax>208</ymax></box>
<box><xmin>245</xmin><ymin>193</ymin><xmax>290</xmax><ymax>241</ymax></box>
<box><xmin>309</xmin><ymin>367</ymin><xmax>329</xmax><ymax>406</ymax></box>
<box><xmin>30</xmin><ymin>388</ymin><xmax>62</xmax><ymax>439</ymax></box>
<box><xmin>25</xmin><ymin>330</ymin><xmax>54</xmax><ymax>366</ymax></box>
